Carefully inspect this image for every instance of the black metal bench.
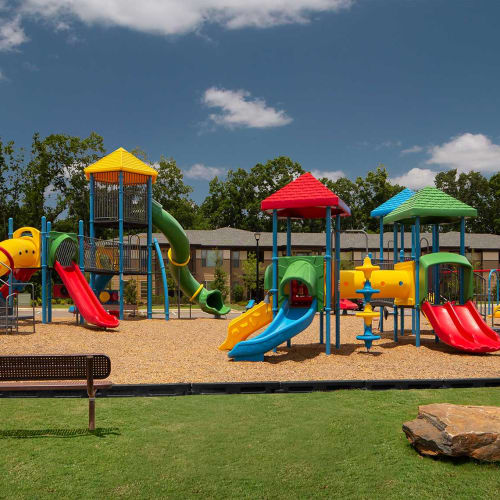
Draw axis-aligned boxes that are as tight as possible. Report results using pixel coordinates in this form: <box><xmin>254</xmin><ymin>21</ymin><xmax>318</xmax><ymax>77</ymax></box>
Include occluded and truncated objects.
<box><xmin>0</xmin><ymin>354</ymin><xmax>112</xmax><ymax>430</ymax></box>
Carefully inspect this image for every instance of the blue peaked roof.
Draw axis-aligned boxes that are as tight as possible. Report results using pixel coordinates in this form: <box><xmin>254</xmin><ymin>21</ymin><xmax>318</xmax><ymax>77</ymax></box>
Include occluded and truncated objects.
<box><xmin>370</xmin><ymin>188</ymin><xmax>416</xmax><ymax>218</ymax></box>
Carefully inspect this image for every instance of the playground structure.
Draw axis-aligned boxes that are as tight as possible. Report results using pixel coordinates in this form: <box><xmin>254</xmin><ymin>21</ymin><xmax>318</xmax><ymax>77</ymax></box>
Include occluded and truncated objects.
<box><xmin>220</xmin><ymin>175</ymin><xmax>500</xmax><ymax>361</ymax></box>
<box><xmin>0</xmin><ymin>147</ymin><xmax>231</xmax><ymax>332</ymax></box>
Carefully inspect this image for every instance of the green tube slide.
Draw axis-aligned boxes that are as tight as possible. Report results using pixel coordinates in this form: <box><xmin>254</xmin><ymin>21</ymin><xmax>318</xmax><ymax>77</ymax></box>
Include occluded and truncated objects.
<box><xmin>152</xmin><ymin>200</ymin><xmax>231</xmax><ymax>316</ymax></box>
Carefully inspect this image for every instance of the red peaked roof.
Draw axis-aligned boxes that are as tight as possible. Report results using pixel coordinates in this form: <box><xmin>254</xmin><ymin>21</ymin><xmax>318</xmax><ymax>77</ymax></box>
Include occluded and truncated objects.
<box><xmin>260</xmin><ymin>172</ymin><xmax>351</xmax><ymax>219</ymax></box>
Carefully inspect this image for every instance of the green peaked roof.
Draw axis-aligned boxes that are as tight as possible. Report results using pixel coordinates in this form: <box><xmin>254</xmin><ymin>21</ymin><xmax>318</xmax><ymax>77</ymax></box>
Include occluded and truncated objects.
<box><xmin>384</xmin><ymin>187</ymin><xmax>477</xmax><ymax>224</ymax></box>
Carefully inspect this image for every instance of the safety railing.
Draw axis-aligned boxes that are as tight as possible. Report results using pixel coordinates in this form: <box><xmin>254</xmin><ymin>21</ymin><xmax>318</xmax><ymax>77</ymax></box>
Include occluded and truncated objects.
<box><xmin>82</xmin><ymin>235</ymin><xmax>148</xmax><ymax>274</ymax></box>
<box><xmin>487</xmin><ymin>269</ymin><xmax>500</xmax><ymax>326</ymax></box>
<box><xmin>473</xmin><ymin>272</ymin><xmax>488</xmax><ymax>320</ymax></box>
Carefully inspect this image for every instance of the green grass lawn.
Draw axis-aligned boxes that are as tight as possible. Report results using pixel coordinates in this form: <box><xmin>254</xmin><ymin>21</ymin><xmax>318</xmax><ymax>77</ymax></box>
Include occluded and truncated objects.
<box><xmin>1</xmin><ymin>388</ymin><xmax>499</xmax><ymax>499</ymax></box>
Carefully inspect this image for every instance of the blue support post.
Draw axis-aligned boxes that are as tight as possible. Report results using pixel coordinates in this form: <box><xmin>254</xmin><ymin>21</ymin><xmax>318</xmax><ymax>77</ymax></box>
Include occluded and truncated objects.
<box><xmin>78</xmin><ymin>220</ymin><xmax>85</xmax><ymax>324</ymax></box>
<box><xmin>286</xmin><ymin>216</ymin><xmax>292</xmax><ymax>347</ymax></box>
<box><xmin>335</xmin><ymin>214</ymin><xmax>341</xmax><ymax>349</ymax></box>
<box><xmin>8</xmin><ymin>218</ymin><xmax>13</xmax><ymax>309</ymax></box>
<box><xmin>459</xmin><ymin>217</ymin><xmax>465</xmax><ymax>305</ymax></box>
<box><xmin>393</xmin><ymin>223</ymin><xmax>398</xmax><ymax>342</ymax></box>
<box><xmin>272</xmin><ymin>210</ymin><xmax>279</xmax><ymax>352</ymax></box>
<box><xmin>325</xmin><ymin>208</ymin><xmax>332</xmax><ymax>354</ymax></box>
<box><xmin>335</xmin><ymin>215</ymin><xmax>340</xmax><ymax>349</ymax></box>
<box><xmin>400</xmin><ymin>225</ymin><xmax>405</xmax><ymax>335</ymax></box>
<box><xmin>89</xmin><ymin>173</ymin><xmax>95</xmax><ymax>291</ymax></box>
<box><xmin>41</xmin><ymin>216</ymin><xmax>47</xmax><ymax>324</ymax></box>
<box><xmin>153</xmin><ymin>238</ymin><xmax>169</xmax><ymax>320</ymax></box>
<box><xmin>415</xmin><ymin>217</ymin><xmax>421</xmax><ymax>346</ymax></box>
<box><xmin>379</xmin><ymin>217</ymin><xmax>384</xmax><ymax>332</ymax></box>
<box><xmin>286</xmin><ymin>217</ymin><xmax>291</xmax><ymax>257</ymax></box>
<box><xmin>147</xmin><ymin>177</ymin><xmax>153</xmax><ymax>319</ymax></box>
<box><xmin>319</xmin><ymin>310</ymin><xmax>324</xmax><ymax>344</ymax></box>
<box><xmin>411</xmin><ymin>224</ymin><xmax>416</xmax><ymax>335</ymax></box>
<box><xmin>47</xmin><ymin>221</ymin><xmax>52</xmax><ymax>323</ymax></box>
<box><xmin>118</xmin><ymin>172</ymin><xmax>124</xmax><ymax>320</ymax></box>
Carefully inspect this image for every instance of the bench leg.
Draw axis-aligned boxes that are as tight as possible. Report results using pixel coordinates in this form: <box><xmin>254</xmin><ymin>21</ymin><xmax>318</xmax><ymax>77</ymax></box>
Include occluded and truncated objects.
<box><xmin>86</xmin><ymin>356</ymin><xmax>95</xmax><ymax>431</ymax></box>
<box><xmin>88</xmin><ymin>397</ymin><xmax>96</xmax><ymax>431</ymax></box>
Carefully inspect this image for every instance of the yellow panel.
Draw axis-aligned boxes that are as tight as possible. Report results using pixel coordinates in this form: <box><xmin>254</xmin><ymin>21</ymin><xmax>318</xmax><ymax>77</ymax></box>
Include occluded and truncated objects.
<box><xmin>84</xmin><ymin>147</ymin><xmax>158</xmax><ymax>184</ymax></box>
<box><xmin>219</xmin><ymin>299</ymin><xmax>273</xmax><ymax>350</ymax></box>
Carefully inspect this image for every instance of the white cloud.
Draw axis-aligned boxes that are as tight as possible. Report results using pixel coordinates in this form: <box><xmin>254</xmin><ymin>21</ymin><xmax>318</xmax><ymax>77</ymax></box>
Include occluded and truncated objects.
<box><xmin>0</xmin><ymin>15</ymin><xmax>28</xmax><ymax>51</ymax></box>
<box><xmin>375</xmin><ymin>140</ymin><xmax>401</xmax><ymax>150</ymax></box>
<box><xmin>427</xmin><ymin>133</ymin><xmax>500</xmax><ymax>173</ymax></box>
<box><xmin>390</xmin><ymin>167</ymin><xmax>437</xmax><ymax>190</ymax></box>
<box><xmin>184</xmin><ymin>163</ymin><xmax>226</xmax><ymax>180</ymax></box>
<box><xmin>203</xmin><ymin>87</ymin><xmax>292</xmax><ymax>129</ymax></box>
<box><xmin>401</xmin><ymin>145</ymin><xmax>423</xmax><ymax>155</ymax></box>
<box><xmin>17</xmin><ymin>1</ymin><xmax>353</xmax><ymax>36</ymax></box>
<box><xmin>311</xmin><ymin>169</ymin><xmax>345</xmax><ymax>181</ymax></box>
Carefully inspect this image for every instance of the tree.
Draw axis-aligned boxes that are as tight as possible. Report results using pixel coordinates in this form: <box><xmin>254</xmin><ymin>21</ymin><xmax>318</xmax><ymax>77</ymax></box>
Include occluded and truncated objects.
<box><xmin>241</xmin><ymin>252</ymin><xmax>264</xmax><ymax>298</ymax></box>
<box><xmin>201</xmin><ymin>156</ymin><xmax>304</xmax><ymax>231</ymax></box>
<box><xmin>435</xmin><ymin>169</ymin><xmax>493</xmax><ymax>233</ymax></box>
<box><xmin>0</xmin><ymin>139</ymin><xmax>25</xmax><ymax>238</ymax></box>
<box><xmin>211</xmin><ymin>263</ymin><xmax>228</xmax><ymax>300</ymax></box>
<box><xmin>124</xmin><ymin>279</ymin><xmax>138</xmax><ymax>305</ymax></box>
<box><xmin>21</xmin><ymin>132</ymin><xmax>105</xmax><ymax>228</ymax></box>
<box><xmin>150</xmin><ymin>156</ymin><xmax>205</xmax><ymax>229</ymax></box>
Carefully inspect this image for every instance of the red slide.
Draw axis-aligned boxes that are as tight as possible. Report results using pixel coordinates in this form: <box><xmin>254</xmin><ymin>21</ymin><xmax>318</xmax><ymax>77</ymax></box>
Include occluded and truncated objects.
<box><xmin>54</xmin><ymin>261</ymin><xmax>119</xmax><ymax>329</ymax></box>
<box><xmin>422</xmin><ymin>300</ymin><xmax>500</xmax><ymax>353</ymax></box>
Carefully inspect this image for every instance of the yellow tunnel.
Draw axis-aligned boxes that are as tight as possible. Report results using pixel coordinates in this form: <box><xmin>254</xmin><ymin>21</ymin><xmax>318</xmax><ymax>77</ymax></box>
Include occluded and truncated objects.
<box><xmin>338</xmin><ymin>260</ymin><xmax>416</xmax><ymax>306</ymax></box>
<box><xmin>0</xmin><ymin>227</ymin><xmax>41</xmax><ymax>278</ymax></box>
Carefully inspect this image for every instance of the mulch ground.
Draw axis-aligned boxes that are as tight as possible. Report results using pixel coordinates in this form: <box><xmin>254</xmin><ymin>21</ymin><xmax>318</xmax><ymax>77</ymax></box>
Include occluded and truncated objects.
<box><xmin>1</xmin><ymin>314</ymin><xmax>499</xmax><ymax>384</ymax></box>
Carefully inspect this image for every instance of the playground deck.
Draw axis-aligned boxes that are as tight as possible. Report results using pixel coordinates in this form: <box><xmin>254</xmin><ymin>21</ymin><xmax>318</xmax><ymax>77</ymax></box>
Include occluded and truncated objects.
<box><xmin>0</xmin><ymin>315</ymin><xmax>498</xmax><ymax>384</ymax></box>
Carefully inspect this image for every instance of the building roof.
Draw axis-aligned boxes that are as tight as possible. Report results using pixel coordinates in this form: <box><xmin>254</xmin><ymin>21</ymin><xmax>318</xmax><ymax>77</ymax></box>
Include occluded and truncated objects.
<box><xmin>383</xmin><ymin>187</ymin><xmax>477</xmax><ymax>224</ymax></box>
<box><xmin>260</xmin><ymin>172</ymin><xmax>351</xmax><ymax>219</ymax></box>
<box><xmin>85</xmin><ymin>147</ymin><xmax>158</xmax><ymax>185</ymax></box>
<box><xmin>140</xmin><ymin>228</ymin><xmax>500</xmax><ymax>251</ymax></box>
<box><xmin>370</xmin><ymin>188</ymin><xmax>415</xmax><ymax>218</ymax></box>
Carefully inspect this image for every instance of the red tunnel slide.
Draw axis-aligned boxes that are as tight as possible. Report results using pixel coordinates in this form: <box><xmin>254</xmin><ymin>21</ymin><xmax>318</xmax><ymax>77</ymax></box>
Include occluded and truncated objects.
<box><xmin>422</xmin><ymin>300</ymin><xmax>500</xmax><ymax>353</ymax></box>
<box><xmin>54</xmin><ymin>261</ymin><xmax>119</xmax><ymax>329</ymax></box>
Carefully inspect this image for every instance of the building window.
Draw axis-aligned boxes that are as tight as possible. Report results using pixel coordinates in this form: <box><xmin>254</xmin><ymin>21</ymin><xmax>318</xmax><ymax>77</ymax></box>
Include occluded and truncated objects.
<box><xmin>201</xmin><ymin>249</ymin><xmax>223</xmax><ymax>268</ymax></box>
<box><xmin>295</xmin><ymin>251</ymin><xmax>312</xmax><ymax>256</ymax></box>
<box><xmin>140</xmin><ymin>280</ymin><xmax>148</xmax><ymax>299</ymax></box>
<box><xmin>232</xmin><ymin>251</ymin><xmax>240</xmax><ymax>269</ymax></box>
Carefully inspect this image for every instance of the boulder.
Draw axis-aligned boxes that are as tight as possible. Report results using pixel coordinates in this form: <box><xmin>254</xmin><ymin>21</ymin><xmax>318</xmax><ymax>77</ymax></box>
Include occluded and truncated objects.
<box><xmin>403</xmin><ymin>403</ymin><xmax>500</xmax><ymax>462</ymax></box>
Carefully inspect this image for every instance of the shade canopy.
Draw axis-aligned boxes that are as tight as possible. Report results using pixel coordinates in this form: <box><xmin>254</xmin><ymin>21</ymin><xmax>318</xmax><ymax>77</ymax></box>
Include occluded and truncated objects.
<box><xmin>260</xmin><ymin>173</ymin><xmax>351</xmax><ymax>219</ymax></box>
<box><xmin>85</xmin><ymin>147</ymin><xmax>158</xmax><ymax>185</ymax></box>
<box><xmin>370</xmin><ymin>188</ymin><xmax>415</xmax><ymax>218</ymax></box>
<box><xmin>383</xmin><ymin>187</ymin><xmax>477</xmax><ymax>225</ymax></box>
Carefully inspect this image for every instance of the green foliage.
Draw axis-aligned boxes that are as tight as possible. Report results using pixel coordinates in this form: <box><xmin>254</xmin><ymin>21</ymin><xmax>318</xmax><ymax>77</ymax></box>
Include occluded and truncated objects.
<box><xmin>211</xmin><ymin>263</ymin><xmax>228</xmax><ymax>300</ymax></box>
<box><xmin>201</xmin><ymin>156</ymin><xmax>304</xmax><ymax>231</ymax></box>
<box><xmin>151</xmin><ymin>155</ymin><xmax>206</xmax><ymax>229</ymax></box>
<box><xmin>241</xmin><ymin>252</ymin><xmax>264</xmax><ymax>297</ymax></box>
<box><xmin>435</xmin><ymin>169</ymin><xmax>496</xmax><ymax>233</ymax></box>
<box><xmin>231</xmin><ymin>283</ymin><xmax>244</xmax><ymax>302</ymax></box>
<box><xmin>124</xmin><ymin>279</ymin><xmax>137</xmax><ymax>305</ymax></box>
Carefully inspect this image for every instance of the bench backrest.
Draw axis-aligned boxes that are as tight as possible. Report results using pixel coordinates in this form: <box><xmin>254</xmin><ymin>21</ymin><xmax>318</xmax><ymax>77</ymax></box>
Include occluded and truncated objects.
<box><xmin>0</xmin><ymin>354</ymin><xmax>111</xmax><ymax>381</ymax></box>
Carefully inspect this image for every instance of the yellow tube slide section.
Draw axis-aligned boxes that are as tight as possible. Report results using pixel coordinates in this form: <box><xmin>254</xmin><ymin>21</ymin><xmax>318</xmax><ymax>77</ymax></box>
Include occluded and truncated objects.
<box><xmin>0</xmin><ymin>227</ymin><xmax>41</xmax><ymax>278</ymax></box>
<box><xmin>339</xmin><ymin>260</ymin><xmax>416</xmax><ymax>306</ymax></box>
<box><xmin>219</xmin><ymin>298</ymin><xmax>273</xmax><ymax>350</ymax></box>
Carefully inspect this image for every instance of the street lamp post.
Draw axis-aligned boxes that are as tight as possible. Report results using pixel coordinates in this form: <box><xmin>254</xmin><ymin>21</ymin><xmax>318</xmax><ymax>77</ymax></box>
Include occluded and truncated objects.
<box><xmin>254</xmin><ymin>232</ymin><xmax>261</xmax><ymax>301</ymax></box>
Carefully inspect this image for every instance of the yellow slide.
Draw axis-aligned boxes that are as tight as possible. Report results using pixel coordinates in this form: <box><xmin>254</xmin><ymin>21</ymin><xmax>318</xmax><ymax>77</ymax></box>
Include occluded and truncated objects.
<box><xmin>493</xmin><ymin>305</ymin><xmax>500</xmax><ymax>319</ymax></box>
<box><xmin>219</xmin><ymin>298</ymin><xmax>273</xmax><ymax>350</ymax></box>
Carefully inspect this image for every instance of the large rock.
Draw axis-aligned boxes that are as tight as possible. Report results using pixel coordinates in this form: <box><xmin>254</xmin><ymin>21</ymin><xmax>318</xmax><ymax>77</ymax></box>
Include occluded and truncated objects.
<box><xmin>403</xmin><ymin>403</ymin><xmax>500</xmax><ymax>462</ymax></box>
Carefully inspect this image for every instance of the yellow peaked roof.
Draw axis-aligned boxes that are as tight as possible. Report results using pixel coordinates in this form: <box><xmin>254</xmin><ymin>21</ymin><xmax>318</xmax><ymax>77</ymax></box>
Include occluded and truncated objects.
<box><xmin>84</xmin><ymin>147</ymin><xmax>158</xmax><ymax>183</ymax></box>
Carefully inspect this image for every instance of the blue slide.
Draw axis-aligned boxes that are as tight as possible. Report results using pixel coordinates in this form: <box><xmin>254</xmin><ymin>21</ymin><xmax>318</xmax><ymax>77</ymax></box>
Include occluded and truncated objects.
<box><xmin>228</xmin><ymin>298</ymin><xmax>317</xmax><ymax>361</ymax></box>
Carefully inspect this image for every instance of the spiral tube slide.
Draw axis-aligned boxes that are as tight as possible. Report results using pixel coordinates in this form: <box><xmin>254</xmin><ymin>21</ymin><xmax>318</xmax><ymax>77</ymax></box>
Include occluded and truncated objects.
<box><xmin>151</xmin><ymin>200</ymin><xmax>231</xmax><ymax>316</ymax></box>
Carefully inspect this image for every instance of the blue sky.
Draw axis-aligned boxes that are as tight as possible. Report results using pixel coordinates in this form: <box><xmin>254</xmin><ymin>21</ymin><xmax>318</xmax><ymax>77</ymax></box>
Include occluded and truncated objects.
<box><xmin>1</xmin><ymin>0</ymin><xmax>500</xmax><ymax>203</ymax></box>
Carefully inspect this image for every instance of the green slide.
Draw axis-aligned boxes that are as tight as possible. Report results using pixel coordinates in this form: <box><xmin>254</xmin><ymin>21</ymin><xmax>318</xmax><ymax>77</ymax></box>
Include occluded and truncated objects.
<box><xmin>152</xmin><ymin>200</ymin><xmax>231</xmax><ymax>316</ymax></box>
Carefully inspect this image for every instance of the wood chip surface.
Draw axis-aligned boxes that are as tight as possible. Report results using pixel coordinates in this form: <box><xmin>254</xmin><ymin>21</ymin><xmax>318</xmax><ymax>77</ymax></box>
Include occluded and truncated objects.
<box><xmin>1</xmin><ymin>315</ymin><xmax>499</xmax><ymax>383</ymax></box>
